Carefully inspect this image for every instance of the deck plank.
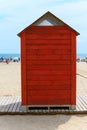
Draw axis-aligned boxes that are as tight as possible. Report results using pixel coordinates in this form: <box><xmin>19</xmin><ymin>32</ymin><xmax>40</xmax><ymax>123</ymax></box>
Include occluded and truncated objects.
<box><xmin>77</xmin><ymin>96</ymin><xmax>86</xmax><ymax>110</ymax></box>
<box><xmin>76</xmin><ymin>96</ymin><xmax>81</xmax><ymax>111</ymax></box>
<box><xmin>12</xmin><ymin>96</ymin><xmax>19</xmax><ymax>112</ymax></box>
<box><xmin>15</xmin><ymin>97</ymin><xmax>21</xmax><ymax>112</ymax></box>
<box><xmin>0</xmin><ymin>96</ymin><xmax>5</xmax><ymax>111</ymax></box>
<box><xmin>76</xmin><ymin>96</ymin><xmax>84</xmax><ymax>111</ymax></box>
<box><xmin>76</xmin><ymin>101</ymin><xmax>79</xmax><ymax>111</ymax></box>
<box><xmin>78</xmin><ymin>96</ymin><xmax>87</xmax><ymax>110</ymax></box>
<box><xmin>81</xmin><ymin>96</ymin><xmax>87</xmax><ymax>108</ymax></box>
<box><xmin>76</xmin><ymin>104</ymin><xmax>80</xmax><ymax>111</ymax></box>
<box><xmin>0</xmin><ymin>96</ymin><xmax>87</xmax><ymax>114</ymax></box>
<box><xmin>2</xmin><ymin>96</ymin><xmax>12</xmax><ymax>112</ymax></box>
<box><xmin>1</xmin><ymin>96</ymin><xmax>9</xmax><ymax>112</ymax></box>
<box><xmin>8</xmin><ymin>97</ymin><xmax>17</xmax><ymax>112</ymax></box>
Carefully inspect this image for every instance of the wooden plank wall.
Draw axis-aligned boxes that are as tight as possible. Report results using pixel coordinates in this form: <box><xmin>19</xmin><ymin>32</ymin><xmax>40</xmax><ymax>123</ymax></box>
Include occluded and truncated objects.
<box><xmin>21</xmin><ymin>32</ymin><xmax>27</xmax><ymax>105</ymax></box>
<box><xmin>21</xmin><ymin>26</ymin><xmax>76</xmax><ymax>105</ymax></box>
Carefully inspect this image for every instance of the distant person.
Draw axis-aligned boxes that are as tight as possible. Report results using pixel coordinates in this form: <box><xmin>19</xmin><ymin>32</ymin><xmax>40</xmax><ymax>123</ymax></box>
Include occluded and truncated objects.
<box><xmin>9</xmin><ymin>57</ymin><xmax>12</xmax><ymax>62</ymax></box>
<box><xmin>6</xmin><ymin>59</ymin><xmax>9</xmax><ymax>64</ymax></box>
<box><xmin>18</xmin><ymin>57</ymin><xmax>20</xmax><ymax>61</ymax></box>
<box><xmin>1</xmin><ymin>57</ymin><xmax>4</xmax><ymax>61</ymax></box>
<box><xmin>85</xmin><ymin>57</ymin><xmax>87</xmax><ymax>63</ymax></box>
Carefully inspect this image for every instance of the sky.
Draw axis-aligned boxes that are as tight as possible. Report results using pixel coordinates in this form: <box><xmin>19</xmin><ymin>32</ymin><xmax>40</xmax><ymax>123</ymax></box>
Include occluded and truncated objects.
<box><xmin>0</xmin><ymin>0</ymin><xmax>87</xmax><ymax>54</ymax></box>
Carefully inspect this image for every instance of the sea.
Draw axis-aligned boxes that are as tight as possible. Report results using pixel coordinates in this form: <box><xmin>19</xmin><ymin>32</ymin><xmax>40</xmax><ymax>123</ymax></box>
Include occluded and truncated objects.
<box><xmin>77</xmin><ymin>53</ymin><xmax>87</xmax><ymax>59</ymax></box>
<box><xmin>0</xmin><ymin>53</ymin><xmax>87</xmax><ymax>59</ymax></box>
<box><xmin>0</xmin><ymin>54</ymin><xmax>20</xmax><ymax>59</ymax></box>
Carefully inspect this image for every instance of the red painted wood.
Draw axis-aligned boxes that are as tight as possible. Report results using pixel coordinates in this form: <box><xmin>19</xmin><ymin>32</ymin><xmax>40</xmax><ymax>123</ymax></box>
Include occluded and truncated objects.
<box><xmin>71</xmin><ymin>32</ymin><xmax>76</xmax><ymax>105</ymax></box>
<box><xmin>19</xmin><ymin>25</ymin><xmax>76</xmax><ymax>106</ymax></box>
<box><xmin>26</xmin><ymin>75</ymin><xmax>71</xmax><ymax>81</ymax></box>
<box><xmin>27</xmin><ymin>70</ymin><xmax>71</xmax><ymax>75</ymax></box>
<box><xmin>27</xmin><ymin>85</ymin><xmax>71</xmax><ymax>90</ymax></box>
<box><xmin>28</xmin><ymin>97</ymin><xmax>71</xmax><ymax>105</ymax></box>
<box><xmin>20</xmin><ymin>32</ymin><xmax>27</xmax><ymax>105</ymax></box>
<box><xmin>27</xmin><ymin>90</ymin><xmax>71</xmax><ymax>105</ymax></box>
<box><xmin>26</xmin><ymin>55</ymin><xmax>71</xmax><ymax>60</ymax></box>
<box><xmin>26</xmin><ymin>45</ymin><xmax>71</xmax><ymax>50</ymax></box>
<box><xmin>27</xmin><ymin>80</ymin><xmax>71</xmax><ymax>86</ymax></box>
<box><xmin>28</xmin><ymin>90</ymin><xmax>70</xmax><ymax>96</ymax></box>
<box><xmin>26</xmin><ymin>26</ymin><xmax>71</xmax><ymax>34</ymax></box>
<box><xmin>26</xmin><ymin>39</ymin><xmax>71</xmax><ymax>45</ymax></box>
<box><xmin>28</xmin><ymin>96</ymin><xmax>71</xmax><ymax>105</ymax></box>
<box><xmin>26</xmin><ymin>49</ymin><xmax>71</xmax><ymax>55</ymax></box>
<box><xmin>26</xmin><ymin>64</ymin><xmax>71</xmax><ymax>71</ymax></box>
<box><xmin>26</xmin><ymin>33</ymin><xmax>71</xmax><ymax>40</ymax></box>
<box><xmin>27</xmin><ymin>60</ymin><xmax>71</xmax><ymax>65</ymax></box>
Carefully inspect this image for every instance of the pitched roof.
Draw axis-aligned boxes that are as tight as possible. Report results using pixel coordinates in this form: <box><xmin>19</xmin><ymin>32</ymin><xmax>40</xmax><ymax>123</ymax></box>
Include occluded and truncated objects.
<box><xmin>18</xmin><ymin>11</ymin><xmax>80</xmax><ymax>36</ymax></box>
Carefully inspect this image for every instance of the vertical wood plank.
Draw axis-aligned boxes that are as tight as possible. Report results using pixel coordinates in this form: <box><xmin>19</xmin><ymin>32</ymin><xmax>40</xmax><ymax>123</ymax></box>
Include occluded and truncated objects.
<box><xmin>71</xmin><ymin>32</ymin><xmax>76</xmax><ymax>105</ymax></box>
<box><xmin>8</xmin><ymin>97</ymin><xmax>17</xmax><ymax>112</ymax></box>
<box><xmin>2</xmin><ymin>96</ymin><xmax>12</xmax><ymax>112</ymax></box>
<box><xmin>21</xmin><ymin>32</ymin><xmax>27</xmax><ymax>105</ymax></box>
<box><xmin>0</xmin><ymin>96</ymin><xmax>9</xmax><ymax>112</ymax></box>
<box><xmin>16</xmin><ymin>96</ymin><xmax>21</xmax><ymax>112</ymax></box>
<box><xmin>12</xmin><ymin>96</ymin><xmax>19</xmax><ymax>112</ymax></box>
<box><xmin>0</xmin><ymin>96</ymin><xmax>5</xmax><ymax>111</ymax></box>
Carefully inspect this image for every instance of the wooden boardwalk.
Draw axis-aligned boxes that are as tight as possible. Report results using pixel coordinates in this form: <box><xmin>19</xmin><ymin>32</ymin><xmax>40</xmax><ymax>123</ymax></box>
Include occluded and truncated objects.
<box><xmin>0</xmin><ymin>96</ymin><xmax>87</xmax><ymax>114</ymax></box>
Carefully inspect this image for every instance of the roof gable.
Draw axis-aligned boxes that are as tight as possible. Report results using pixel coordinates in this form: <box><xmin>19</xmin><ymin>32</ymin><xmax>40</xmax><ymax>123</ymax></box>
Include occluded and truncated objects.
<box><xmin>32</xmin><ymin>15</ymin><xmax>64</xmax><ymax>26</ymax></box>
<box><xmin>18</xmin><ymin>11</ymin><xmax>80</xmax><ymax>36</ymax></box>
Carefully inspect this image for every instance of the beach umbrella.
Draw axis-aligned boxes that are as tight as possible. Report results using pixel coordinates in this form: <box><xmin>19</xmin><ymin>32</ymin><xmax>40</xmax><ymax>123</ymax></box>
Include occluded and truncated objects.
<box><xmin>13</xmin><ymin>57</ymin><xmax>19</xmax><ymax>62</ymax></box>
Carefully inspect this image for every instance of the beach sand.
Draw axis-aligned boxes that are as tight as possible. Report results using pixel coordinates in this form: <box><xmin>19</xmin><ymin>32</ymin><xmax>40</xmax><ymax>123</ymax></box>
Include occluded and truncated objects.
<box><xmin>0</xmin><ymin>62</ymin><xmax>87</xmax><ymax>130</ymax></box>
<box><xmin>77</xmin><ymin>62</ymin><xmax>87</xmax><ymax>95</ymax></box>
<box><xmin>0</xmin><ymin>62</ymin><xmax>21</xmax><ymax>96</ymax></box>
<box><xmin>0</xmin><ymin>115</ymin><xmax>87</xmax><ymax>130</ymax></box>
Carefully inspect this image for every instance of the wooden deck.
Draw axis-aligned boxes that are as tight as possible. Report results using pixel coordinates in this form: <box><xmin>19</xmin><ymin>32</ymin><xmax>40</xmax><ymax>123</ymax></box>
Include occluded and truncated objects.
<box><xmin>0</xmin><ymin>96</ymin><xmax>87</xmax><ymax>114</ymax></box>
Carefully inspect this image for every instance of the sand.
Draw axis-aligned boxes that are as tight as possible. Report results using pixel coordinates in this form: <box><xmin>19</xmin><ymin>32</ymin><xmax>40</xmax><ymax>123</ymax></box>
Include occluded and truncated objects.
<box><xmin>0</xmin><ymin>62</ymin><xmax>87</xmax><ymax>130</ymax></box>
<box><xmin>77</xmin><ymin>62</ymin><xmax>87</xmax><ymax>78</ymax></box>
<box><xmin>0</xmin><ymin>62</ymin><xmax>21</xmax><ymax>96</ymax></box>
<box><xmin>77</xmin><ymin>62</ymin><xmax>87</xmax><ymax>95</ymax></box>
<box><xmin>0</xmin><ymin>115</ymin><xmax>87</xmax><ymax>130</ymax></box>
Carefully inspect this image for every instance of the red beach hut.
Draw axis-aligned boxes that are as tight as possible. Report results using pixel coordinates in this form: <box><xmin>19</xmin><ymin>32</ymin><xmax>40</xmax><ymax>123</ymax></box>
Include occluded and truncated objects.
<box><xmin>18</xmin><ymin>11</ymin><xmax>80</xmax><ymax>110</ymax></box>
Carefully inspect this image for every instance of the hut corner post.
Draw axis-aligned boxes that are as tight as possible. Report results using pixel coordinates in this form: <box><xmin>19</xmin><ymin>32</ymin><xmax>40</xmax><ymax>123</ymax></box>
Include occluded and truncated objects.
<box><xmin>20</xmin><ymin>32</ymin><xmax>27</xmax><ymax>106</ymax></box>
<box><xmin>71</xmin><ymin>32</ymin><xmax>76</xmax><ymax>110</ymax></box>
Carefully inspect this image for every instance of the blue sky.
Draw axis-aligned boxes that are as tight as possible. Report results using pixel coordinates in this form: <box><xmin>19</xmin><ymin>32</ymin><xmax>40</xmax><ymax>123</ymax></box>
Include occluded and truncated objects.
<box><xmin>0</xmin><ymin>0</ymin><xmax>87</xmax><ymax>54</ymax></box>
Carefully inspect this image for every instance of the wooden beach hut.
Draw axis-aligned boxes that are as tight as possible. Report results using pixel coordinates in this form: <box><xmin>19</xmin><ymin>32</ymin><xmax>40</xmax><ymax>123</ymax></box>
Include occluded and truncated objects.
<box><xmin>18</xmin><ymin>11</ymin><xmax>80</xmax><ymax>110</ymax></box>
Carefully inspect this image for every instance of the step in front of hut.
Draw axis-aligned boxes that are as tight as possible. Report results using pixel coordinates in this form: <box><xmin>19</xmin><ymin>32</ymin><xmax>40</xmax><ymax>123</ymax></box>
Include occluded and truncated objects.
<box><xmin>20</xmin><ymin>105</ymin><xmax>76</xmax><ymax>113</ymax></box>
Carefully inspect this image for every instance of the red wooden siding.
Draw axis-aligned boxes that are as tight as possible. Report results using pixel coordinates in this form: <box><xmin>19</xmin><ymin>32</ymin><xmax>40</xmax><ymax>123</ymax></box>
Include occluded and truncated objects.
<box><xmin>21</xmin><ymin>32</ymin><xmax>27</xmax><ymax>105</ymax></box>
<box><xmin>22</xmin><ymin>26</ymin><xmax>73</xmax><ymax>105</ymax></box>
<box><xmin>71</xmin><ymin>33</ymin><xmax>76</xmax><ymax>105</ymax></box>
<box><xmin>27</xmin><ymin>90</ymin><xmax>71</xmax><ymax>105</ymax></box>
<box><xmin>19</xmin><ymin>25</ymin><xmax>77</xmax><ymax>106</ymax></box>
